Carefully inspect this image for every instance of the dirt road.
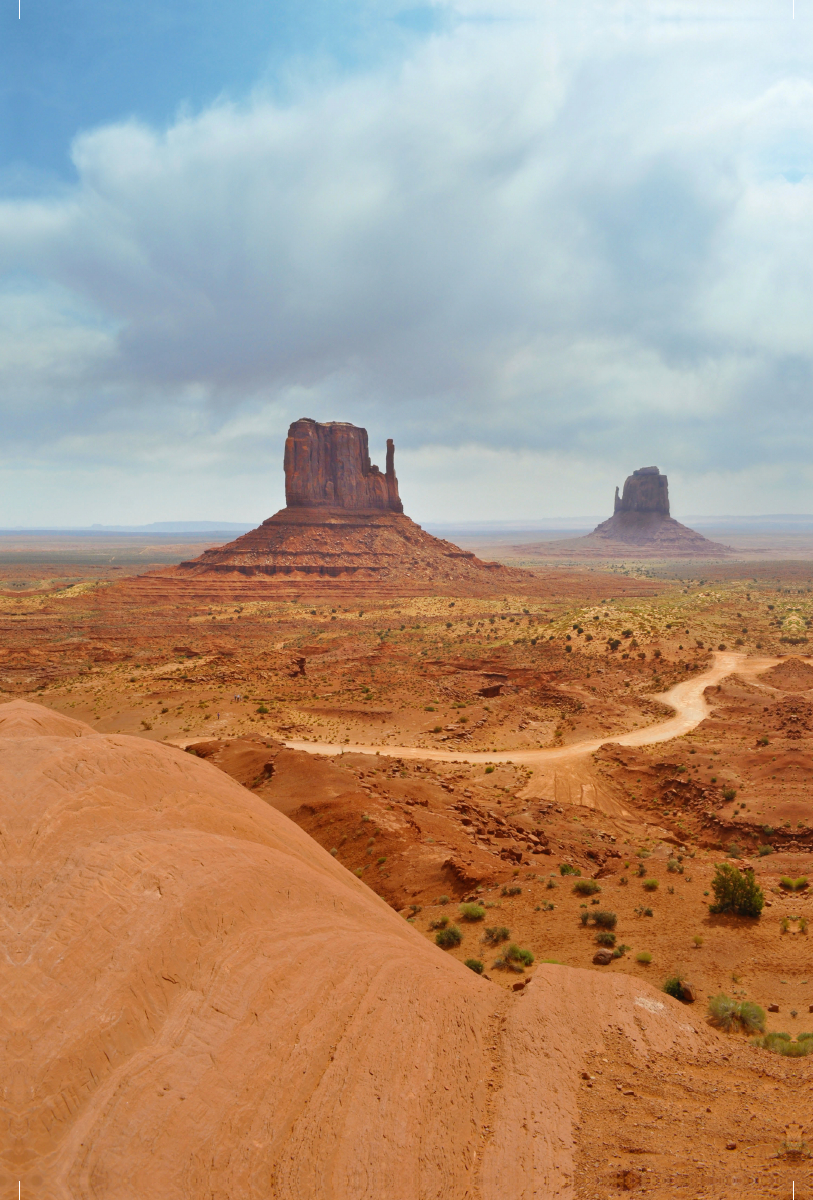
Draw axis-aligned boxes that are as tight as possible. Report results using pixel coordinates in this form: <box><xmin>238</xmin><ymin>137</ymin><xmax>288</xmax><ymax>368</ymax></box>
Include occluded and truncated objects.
<box><xmin>284</xmin><ymin>652</ymin><xmax>779</xmax><ymax>768</ymax></box>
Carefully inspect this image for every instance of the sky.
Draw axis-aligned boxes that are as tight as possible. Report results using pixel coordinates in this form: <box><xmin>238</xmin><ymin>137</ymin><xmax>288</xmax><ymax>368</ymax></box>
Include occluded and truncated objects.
<box><xmin>1</xmin><ymin>0</ymin><xmax>813</xmax><ymax>525</ymax></box>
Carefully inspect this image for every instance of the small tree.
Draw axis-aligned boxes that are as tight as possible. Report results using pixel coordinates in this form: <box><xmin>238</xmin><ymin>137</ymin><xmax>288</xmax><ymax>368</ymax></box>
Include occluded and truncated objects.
<box><xmin>709</xmin><ymin>863</ymin><xmax>764</xmax><ymax>918</ymax></box>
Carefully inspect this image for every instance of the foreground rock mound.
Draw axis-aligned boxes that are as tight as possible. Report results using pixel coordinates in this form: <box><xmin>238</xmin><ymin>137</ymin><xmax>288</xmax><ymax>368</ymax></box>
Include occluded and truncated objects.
<box><xmin>518</xmin><ymin>466</ymin><xmax>729</xmax><ymax>558</ymax></box>
<box><xmin>0</xmin><ymin>700</ymin><xmax>720</xmax><ymax>1196</ymax></box>
<box><xmin>159</xmin><ymin>418</ymin><xmax>539</xmax><ymax>595</ymax></box>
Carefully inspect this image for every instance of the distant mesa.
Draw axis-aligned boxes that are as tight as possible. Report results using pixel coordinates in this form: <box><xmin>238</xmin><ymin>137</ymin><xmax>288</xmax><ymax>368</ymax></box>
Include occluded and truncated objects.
<box><xmin>516</xmin><ymin>466</ymin><xmax>729</xmax><ymax>558</ymax></box>
<box><xmin>159</xmin><ymin>418</ymin><xmax>540</xmax><ymax>594</ymax></box>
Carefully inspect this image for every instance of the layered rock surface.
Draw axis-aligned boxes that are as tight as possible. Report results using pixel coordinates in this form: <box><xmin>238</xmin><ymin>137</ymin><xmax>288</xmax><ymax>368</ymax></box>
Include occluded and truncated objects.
<box><xmin>160</xmin><ymin>418</ymin><xmax>541</xmax><ymax>594</ymax></box>
<box><xmin>0</xmin><ymin>699</ymin><xmax>722</xmax><ymax>1197</ymax></box>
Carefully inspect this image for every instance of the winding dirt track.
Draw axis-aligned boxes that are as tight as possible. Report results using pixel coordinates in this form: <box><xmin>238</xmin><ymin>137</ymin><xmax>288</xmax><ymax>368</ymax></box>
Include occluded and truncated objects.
<box><xmin>285</xmin><ymin>652</ymin><xmax>779</xmax><ymax>767</ymax></box>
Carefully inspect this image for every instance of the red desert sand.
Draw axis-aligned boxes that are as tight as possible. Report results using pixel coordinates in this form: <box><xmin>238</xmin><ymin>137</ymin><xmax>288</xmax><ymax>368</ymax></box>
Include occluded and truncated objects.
<box><xmin>0</xmin><ymin>699</ymin><xmax>724</xmax><ymax>1199</ymax></box>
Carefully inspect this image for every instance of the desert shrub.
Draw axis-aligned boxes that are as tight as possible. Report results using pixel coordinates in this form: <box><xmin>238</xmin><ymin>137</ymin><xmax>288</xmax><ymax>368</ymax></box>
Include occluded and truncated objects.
<box><xmin>758</xmin><ymin>845</ymin><xmax>774</xmax><ymax>856</ymax></box>
<box><xmin>559</xmin><ymin>863</ymin><xmax>580</xmax><ymax>876</ymax></box>
<box><xmin>484</xmin><ymin>765</ymin><xmax>495</xmax><ymax>774</ymax></box>
<box><xmin>780</xmin><ymin>876</ymin><xmax>809</xmax><ymax>892</ymax></box>
<box><xmin>501</xmin><ymin>885</ymin><xmax>522</xmax><ymax>897</ymax></box>
<box><xmin>546</xmin><ymin>877</ymin><xmax>557</xmax><ymax>889</ymax></box>
<box><xmin>504</xmin><ymin>943</ymin><xmax>534</xmax><ymax>967</ymax></box>
<box><xmin>595</xmin><ymin>931</ymin><xmax>616</xmax><ymax>947</ymax></box>
<box><xmin>762</xmin><ymin>824</ymin><xmax>775</xmax><ymax>836</ymax></box>
<box><xmin>752</xmin><ymin>1032</ymin><xmax>813</xmax><ymax>1057</ymax></box>
<box><xmin>579</xmin><ymin>911</ymin><xmax>589</xmax><ymax>926</ymax></box>
<box><xmin>709</xmin><ymin>863</ymin><xmax>764</xmax><ymax>917</ymax></box>
<box><xmin>636</xmin><ymin>862</ymin><xmax>646</xmax><ymax>877</ymax></box>
<box><xmin>727</xmin><ymin>843</ymin><xmax>742</xmax><ymax>859</ymax></box>
<box><xmin>573</xmin><ymin>879</ymin><xmax>600</xmax><ymax>896</ymax></box>
<box><xmin>438</xmin><ymin>895</ymin><xmax>450</xmax><ymax>905</ymax></box>
<box><xmin>708</xmin><ymin>993</ymin><xmax>765</xmax><ymax>1033</ymax></box>
<box><xmin>636</xmin><ymin>951</ymin><xmax>652</xmax><ymax>964</ymax></box>
<box><xmin>435</xmin><ymin>925</ymin><xmax>463</xmax><ymax>949</ymax></box>
<box><xmin>459</xmin><ymin>903</ymin><xmax>486</xmax><ymax>921</ymax></box>
<box><xmin>430</xmin><ymin>916</ymin><xmax>449</xmax><ymax>931</ymax></box>
<box><xmin>642</xmin><ymin>878</ymin><xmax>659</xmax><ymax>892</ymax></box>
<box><xmin>693</xmin><ymin>935</ymin><xmax>703</xmax><ymax>948</ymax></box>
<box><xmin>592</xmin><ymin>910</ymin><xmax>617</xmax><ymax>929</ymax></box>
<box><xmin>613</xmin><ymin>944</ymin><xmax>630</xmax><ymax>958</ymax></box>
<box><xmin>482</xmin><ymin>925</ymin><xmax>510</xmax><ymax>945</ymax></box>
<box><xmin>464</xmin><ymin>958</ymin><xmax>484</xmax><ymax>974</ymax></box>
<box><xmin>663</xmin><ymin>975</ymin><xmax>684</xmax><ymax>999</ymax></box>
<box><xmin>667</xmin><ymin>858</ymin><xmax>679</xmax><ymax>874</ymax></box>
<box><xmin>722</xmin><ymin>787</ymin><xmax>737</xmax><ymax>801</ymax></box>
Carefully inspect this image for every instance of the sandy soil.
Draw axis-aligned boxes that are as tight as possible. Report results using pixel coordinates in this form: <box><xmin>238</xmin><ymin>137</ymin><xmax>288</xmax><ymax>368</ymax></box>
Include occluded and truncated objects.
<box><xmin>4</xmin><ymin>553</ymin><xmax>813</xmax><ymax>1194</ymax></box>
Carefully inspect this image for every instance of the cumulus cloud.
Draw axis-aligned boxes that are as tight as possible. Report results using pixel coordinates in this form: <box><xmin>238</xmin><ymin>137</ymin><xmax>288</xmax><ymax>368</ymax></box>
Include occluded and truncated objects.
<box><xmin>1</xmin><ymin>0</ymin><xmax>813</xmax><ymax>521</ymax></box>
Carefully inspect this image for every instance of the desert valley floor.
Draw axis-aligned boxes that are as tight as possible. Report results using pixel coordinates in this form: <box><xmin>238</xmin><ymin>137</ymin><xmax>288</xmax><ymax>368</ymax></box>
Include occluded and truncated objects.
<box><xmin>3</xmin><ymin>534</ymin><xmax>813</xmax><ymax>1196</ymax></box>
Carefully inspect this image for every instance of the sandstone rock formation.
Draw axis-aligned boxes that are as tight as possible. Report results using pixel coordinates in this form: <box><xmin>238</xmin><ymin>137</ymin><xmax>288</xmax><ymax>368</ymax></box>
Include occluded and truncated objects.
<box><xmin>158</xmin><ymin>418</ymin><xmax>542</xmax><ymax>595</ymax></box>
<box><xmin>285</xmin><ymin>418</ymin><xmax>403</xmax><ymax>512</ymax></box>
<box><xmin>0</xmin><ymin>699</ymin><xmax>724</xmax><ymax>1196</ymax></box>
<box><xmin>515</xmin><ymin>466</ymin><xmax>729</xmax><ymax>559</ymax></box>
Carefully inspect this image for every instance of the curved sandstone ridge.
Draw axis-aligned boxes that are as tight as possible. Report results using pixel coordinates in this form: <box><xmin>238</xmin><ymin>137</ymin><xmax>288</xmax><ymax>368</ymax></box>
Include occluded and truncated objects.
<box><xmin>0</xmin><ymin>701</ymin><xmax>715</xmax><ymax>1198</ymax></box>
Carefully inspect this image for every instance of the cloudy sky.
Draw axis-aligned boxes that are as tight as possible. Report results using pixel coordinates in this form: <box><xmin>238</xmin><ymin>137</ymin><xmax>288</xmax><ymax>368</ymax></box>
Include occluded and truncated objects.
<box><xmin>1</xmin><ymin>0</ymin><xmax>812</xmax><ymax>525</ymax></box>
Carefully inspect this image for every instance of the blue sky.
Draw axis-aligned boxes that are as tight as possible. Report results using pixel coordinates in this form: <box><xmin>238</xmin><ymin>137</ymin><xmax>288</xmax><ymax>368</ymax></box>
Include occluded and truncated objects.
<box><xmin>1</xmin><ymin>0</ymin><xmax>813</xmax><ymax>524</ymax></box>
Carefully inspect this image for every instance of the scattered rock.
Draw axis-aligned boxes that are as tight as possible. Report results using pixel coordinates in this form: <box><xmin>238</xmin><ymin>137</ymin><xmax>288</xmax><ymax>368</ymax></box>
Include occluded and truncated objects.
<box><xmin>769</xmin><ymin>1004</ymin><xmax>780</xmax><ymax>1013</ymax></box>
<box><xmin>593</xmin><ymin>948</ymin><xmax>614</xmax><ymax>965</ymax></box>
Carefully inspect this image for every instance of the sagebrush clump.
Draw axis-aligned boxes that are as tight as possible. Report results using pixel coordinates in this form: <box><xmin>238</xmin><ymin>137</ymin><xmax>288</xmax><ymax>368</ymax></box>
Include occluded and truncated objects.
<box><xmin>709</xmin><ymin>863</ymin><xmax>764</xmax><ymax>917</ymax></box>
<box><xmin>573</xmin><ymin>879</ymin><xmax>600</xmax><ymax>896</ymax></box>
<box><xmin>459</xmin><ymin>903</ymin><xmax>486</xmax><ymax>921</ymax></box>
<box><xmin>482</xmin><ymin>925</ymin><xmax>510</xmax><ymax>945</ymax></box>
<box><xmin>435</xmin><ymin>925</ymin><xmax>463</xmax><ymax>949</ymax></box>
<box><xmin>707</xmin><ymin>993</ymin><xmax>765</xmax><ymax>1033</ymax></box>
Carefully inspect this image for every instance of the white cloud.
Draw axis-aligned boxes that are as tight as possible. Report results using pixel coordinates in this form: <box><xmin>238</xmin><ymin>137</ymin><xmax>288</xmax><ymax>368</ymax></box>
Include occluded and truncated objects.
<box><xmin>2</xmin><ymin>0</ymin><xmax>813</xmax><ymax>521</ymax></box>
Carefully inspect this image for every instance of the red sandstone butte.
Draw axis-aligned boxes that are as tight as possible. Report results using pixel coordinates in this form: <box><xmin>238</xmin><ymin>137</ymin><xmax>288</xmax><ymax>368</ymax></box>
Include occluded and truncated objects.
<box><xmin>516</xmin><ymin>466</ymin><xmax>730</xmax><ymax>559</ymax></box>
<box><xmin>154</xmin><ymin>418</ymin><xmax>543</xmax><ymax>595</ymax></box>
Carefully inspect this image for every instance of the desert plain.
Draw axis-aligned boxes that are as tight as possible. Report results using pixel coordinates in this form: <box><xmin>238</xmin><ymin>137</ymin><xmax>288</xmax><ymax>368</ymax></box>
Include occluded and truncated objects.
<box><xmin>4</xmin><ymin>509</ymin><xmax>813</xmax><ymax>1198</ymax></box>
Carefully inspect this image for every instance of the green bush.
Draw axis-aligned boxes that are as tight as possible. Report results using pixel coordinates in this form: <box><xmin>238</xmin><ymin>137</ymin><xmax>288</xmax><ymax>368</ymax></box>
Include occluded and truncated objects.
<box><xmin>429</xmin><ymin>916</ymin><xmax>448</xmax><ymax>931</ymax></box>
<box><xmin>438</xmin><ymin>895</ymin><xmax>450</xmax><ymax>905</ymax></box>
<box><xmin>595</xmin><ymin>931</ymin><xmax>616</xmax><ymax>947</ymax></box>
<box><xmin>642</xmin><ymin>878</ymin><xmax>659</xmax><ymax>892</ymax></box>
<box><xmin>464</xmin><ymin>958</ymin><xmax>484</xmax><ymax>974</ymax></box>
<box><xmin>459</xmin><ymin>903</ymin><xmax>486</xmax><ymax>921</ymax></box>
<box><xmin>667</xmin><ymin>858</ymin><xmax>679</xmax><ymax>874</ymax></box>
<box><xmin>501</xmin><ymin>885</ymin><xmax>522</xmax><ymax>897</ymax></box>
<box><xmin>482</xmin><ymin>925</ymin><xmax>510</xmax><ymax>945</ymax></box>
<box><xmin>613</xmin><ymin>944</ymin><xmax>630</xmax><ymax>958</ymax></box>
<box><xmin>663</xmin><ymin>975</ymin><xmax>684</xmax><ymax>999</ymax></box>
<box><xmin>707</xmin><ymin>993</ymin><xmax>765</xmax><ymax>1033</ymax></box>
<box><xmin>435</xmin><ymin>925</ymin><xmax>463</xmax><ymax>949</ymax></box>
<box><xmin>592</xmin><ymin>910</ymin><xmax>617</xmax><ymax>929</ymax></box>
<box><xmin>503</xmin><ymin>943</ymin><xmax>534</xmax><ymax>967</ymax></box>
<box><xmin>752</xmin><ymin>1033</ymin><xmax>813</xmax><ymax>1057</ymax></box>
<box><xmin>757</xmin><ymin>845</ymin><xmax>774</xmax><ymax>856</ymax></box>
<box><xmin>709</xmin><ymin>863</ymin><xmax>764</xmax><ymax>917</ymax></box>
<box><xmin>636</xmin><ymin>951</ymin><xmax>652</xmax><ymax>965</ymax></box>
<box><xmin>722</xmin><ymin>787</ymin><xmax>737</xmax><ymax>801</ymax></box>
<box><xmin>559</xmin><ymin>863</ymin><xmax>580</xmax><ymax>876</ymax></box>
<box><xmin>780</xmin><ymin>876</ymin><xmax>809</xmax><ymax>892</ymax></box>
<box><xmin>573</xmin><ymin>879</ymin><xmax>601</xmax><ymax>896</ymax></box>
<box><xmin>484</xmin><ymin>765</ymin><xmax>495</xmax><ymax>774</ymax></box>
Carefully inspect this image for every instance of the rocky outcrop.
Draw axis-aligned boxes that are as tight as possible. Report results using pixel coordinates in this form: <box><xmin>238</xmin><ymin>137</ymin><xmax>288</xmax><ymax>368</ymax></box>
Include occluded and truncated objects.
<box><xmin>614</xmin><ymin>466</ymin><xmax>670</xmax><ymax>516</ymax></box>
<box><xmin>512</xmin><ymin>466</ymin><xmax>729</xmax><ymax>559</ymax></box>
<box><xmin>284</xmin><ymin>419</ymin><xmax>402</xmax><ymax>512</ymax></box>
<box><xmin>157</xmin><ymin>418</ymin><xmax>544</xmax><ymax>595</ymax></box>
